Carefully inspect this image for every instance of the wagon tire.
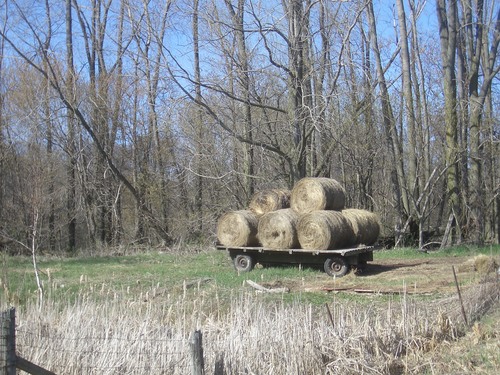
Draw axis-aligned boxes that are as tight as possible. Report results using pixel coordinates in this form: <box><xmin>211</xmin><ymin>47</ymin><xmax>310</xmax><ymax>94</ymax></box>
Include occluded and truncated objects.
<box><xmin>324</xmin><ymin>256</ymin><xmax>349</xmax><ymax>277</ymax></box>
<box><xmin>233</xmin><ymin>254</ymin><xmax>255</xmax><ymax>272</ymax></box>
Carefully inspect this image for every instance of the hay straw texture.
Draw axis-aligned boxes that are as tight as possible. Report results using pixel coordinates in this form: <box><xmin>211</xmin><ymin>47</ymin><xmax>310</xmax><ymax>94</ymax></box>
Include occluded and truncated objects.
<box><xmin>290</xmin><ymin>177</ymin><xmax>346</xmax><ymax>214</ymax></box>
<box><xmin>217</xmin><ymin>210</ymin><xmax>260</xmax><ymax>247</ymax></box>
<box><xmin>297</xmin><ymin>210</ymin><xmax>355</xmax><ymax>250</ymax></box>
<box><xmin>474</xmin><ymin>255</ymin><xmax>498</xmax><ymax>274</ymax></box>
<box><xmin>342</xmin><ymin>209</ymin><xmax>380</xmax><ymax>245</ymax></box>
<box><xmin>258</xmin><ymin>209</ymin><xmax>300</xmax><ymax>249</ymax></box>
<box><xmin>248</xmin><ymin>189</ymin><xmax>291</xmax><ymax>216</ymax></box>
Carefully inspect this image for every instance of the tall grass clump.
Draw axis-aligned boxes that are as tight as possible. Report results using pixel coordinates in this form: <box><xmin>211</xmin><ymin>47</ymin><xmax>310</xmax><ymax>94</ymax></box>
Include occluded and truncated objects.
<box><xmin>6</xmin><ymin>279</ymin><xmax>498</xmax><ymax>374</ymax></box>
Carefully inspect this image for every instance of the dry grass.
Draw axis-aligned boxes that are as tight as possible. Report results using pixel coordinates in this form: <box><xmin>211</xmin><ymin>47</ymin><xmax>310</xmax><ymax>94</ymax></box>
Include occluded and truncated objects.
<box><xmin>474</xmin><ymin>255</ymin><xmax>498</xmax><ymax>275</ymax></box>
<box><xmin>8</xmin><ymin>278</ymin><xmax>499</xmax><ymax>374</ymax></box>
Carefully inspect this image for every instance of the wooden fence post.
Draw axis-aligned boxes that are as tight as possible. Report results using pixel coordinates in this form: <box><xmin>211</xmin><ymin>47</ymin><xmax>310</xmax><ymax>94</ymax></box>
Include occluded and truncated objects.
<box><xmin>190</xmin><ymin>330</ymin><xmax>205</xmax><ymax>375</ymax></box>
<box><xmin>0</xmin><ymin>308</ymin><xmax>16</xmax><ymax>375</ymax></box>
<box><xmin>214</xmin><ymin>352</ymin><xmax>225</xmax><ymax>375</ymax></box>
<box><xmin>1</xmin><ymin>308</ymin><xmax>57</xmax><ymax>375</ymax></box>
<box><xmin>452</xmin><ymin>266</ymin><xmax>468</xmax><ymax>326</ymax></box>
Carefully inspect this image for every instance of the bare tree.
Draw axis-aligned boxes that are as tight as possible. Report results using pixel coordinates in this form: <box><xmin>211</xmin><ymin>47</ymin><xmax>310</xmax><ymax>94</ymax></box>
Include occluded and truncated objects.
<box><xmin>460</xmin><ymin>0</ymin><xmax>500</xmax><ymax>243</ymax></box>
<box><xmin>1</xmin><ymin>0</ymin><xmax>498</xmax><ymax>249</ymax></box>
<box><xmin>127</xmin><ymin>0</ymin><xmax>173</xmax><ymax>242</ymax></box>
<box><xmin>0</xmin><ymin>0</ymin><xmax>6</xmax><ymax>228</ymax></box>
<box><xmin>65</xmin><ymin>0</ymin><xmax>77</xmax><ymax>252</ymax></box>
<box><xmin>223</xmin><ymin>0</ymin><xmax>255</xmax><ymax>196</ymax></box>
<box><xmin>396</xmin><ymin>0</ymin><xmax>418</xmax><ymax>206</ymax></box>
<box><xmin>367</xmin><ymin>0</ymin><xmax>408</xmax><ymax>240</ymax></box>
<box><xmin>436</xmin><ymin>0</ymin><xmax>462</xmax><ymax>246</ymax></box>
<box><xmin>193</xmin><ymin>0</ymin><xmax>204</xmax><ymax>233</ymax></box>
<box><xmin>0</xmin><ymin>0</ymin><xmax>173</xmax><ymax>245</ymax></box>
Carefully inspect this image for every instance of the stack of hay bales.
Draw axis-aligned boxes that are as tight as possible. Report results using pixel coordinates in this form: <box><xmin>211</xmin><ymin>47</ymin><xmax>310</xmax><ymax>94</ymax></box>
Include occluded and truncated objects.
<box><xmin>216</xmin><ymin>177</ymin><xmax>380</xmax><ymax>250</ymax></box>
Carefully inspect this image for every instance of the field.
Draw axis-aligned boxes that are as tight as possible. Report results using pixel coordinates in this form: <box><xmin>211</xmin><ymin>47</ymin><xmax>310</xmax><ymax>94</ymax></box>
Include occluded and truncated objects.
<box><xmin>1</xmin><ymin>245</ymin><xmax>499</xmax><ymax>374</ymax></box>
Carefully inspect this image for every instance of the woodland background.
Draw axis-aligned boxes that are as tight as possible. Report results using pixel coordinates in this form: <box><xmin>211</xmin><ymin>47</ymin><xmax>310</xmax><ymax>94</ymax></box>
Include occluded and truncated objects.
<box><xmin>0</xmin><ymin>0</ymin><xmax>498</xmax><ymax>254</ymax></box>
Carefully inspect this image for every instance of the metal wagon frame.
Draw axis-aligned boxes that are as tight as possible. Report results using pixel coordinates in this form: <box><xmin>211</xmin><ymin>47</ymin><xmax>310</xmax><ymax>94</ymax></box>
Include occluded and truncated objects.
<box><xmin>216</xmin><ymin>244</ymin><xmax>377</xmax><ymax>277</ymax></box>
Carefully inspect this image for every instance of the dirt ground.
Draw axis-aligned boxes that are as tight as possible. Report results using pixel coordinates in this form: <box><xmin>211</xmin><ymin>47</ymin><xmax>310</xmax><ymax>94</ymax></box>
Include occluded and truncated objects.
<box><xmin>262</xmin><ymin>254</ymin><xmax>500</xmax><ymax>295</ymax></box>
<box><xmin>339</xmin><ymin>256</ymin><xmax>495</xmax><ymax>293</ymax></box>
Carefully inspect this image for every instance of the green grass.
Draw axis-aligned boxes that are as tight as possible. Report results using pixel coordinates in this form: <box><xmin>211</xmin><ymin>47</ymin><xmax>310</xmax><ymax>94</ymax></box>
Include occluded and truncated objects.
<box><xmin>375</xmin><ymin>244</ymin><xmax>500</xmax><ymax>259</ymax></box>
<box><xmin>2</xmin><ymin>244</ymin><xmax>499</xmax><ymax>307</ymax></box>
<box><xmin>2</xmin><ymin>245</ymin><xmax>499</xmax><ymax>374</ymax></box>
<box><xmin>2</xmin><ymin>250</ymin><xmax>321</xmax><ymax>304</ymax></box>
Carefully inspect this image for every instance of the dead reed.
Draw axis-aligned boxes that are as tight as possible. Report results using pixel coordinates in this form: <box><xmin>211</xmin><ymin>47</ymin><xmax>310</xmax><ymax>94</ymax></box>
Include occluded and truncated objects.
<box><xmin>8</xmin><ymin>279</ymin><xmax>497</xmax><ymax>375</ymax></box>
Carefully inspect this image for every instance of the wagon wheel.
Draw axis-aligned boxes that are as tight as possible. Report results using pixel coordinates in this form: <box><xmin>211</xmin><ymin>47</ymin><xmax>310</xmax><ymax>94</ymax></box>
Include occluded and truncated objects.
<box><xmin>324</xmin><ymin>256</ymin><xmax>349</xmax><ymax>277</ymax></box>
<box><xmin>233</xmin><ymin>254</ymin><xmax>255</xmax><ymax>272</ymax></box>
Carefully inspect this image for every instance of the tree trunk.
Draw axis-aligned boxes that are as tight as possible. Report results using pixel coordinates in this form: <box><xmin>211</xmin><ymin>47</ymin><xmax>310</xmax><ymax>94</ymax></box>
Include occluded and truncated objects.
<box><xmin>396</xmin><ymin>0</ymin><xmax>418</xmax><ymax>207</ymax></box>
<box><xmin>287</xmin><ymin>0</ymin><xmax>307</xmax><ymax>181</ymax></box>
<box><xmin>367</xmin><ymin>0</ymin><xmax>408</xmax><ymax>240</ymax></box>
<box><xmin>0</xmin><ymin>14</ymin><xmax>4</xmax><ymax>224</ymax></box>
<box><xmin>193</xmin><ymin>0</ymin><xmax>204</xmax><ymax>234</ymax></box>
<box><xmin>144</xmin><ymin>0</ymin><xmax>172</xmax><ymax>242</ymax></box>
<box><xmin>436</xmin><ymin>0</ymin><xmax>461</xmax><ymax>245</ymax></box>
<box><xmin>110</xmin><ymin>0</ymin><xmax>125</xmax><ymax>245</ymax></box>
<box><xmin>66</xmin><ymin>0</ymin><xmax>77</xmax><ymax>252</ymax></box>
<box><xmin>44</xmin><ymin>75</ymin><xmax>56</xmax><ymax>252</ymax></box>
<box><xmin>224</xmin><ymin>0</ymin><xmax>255</xmax><ymax>197</ymax></box>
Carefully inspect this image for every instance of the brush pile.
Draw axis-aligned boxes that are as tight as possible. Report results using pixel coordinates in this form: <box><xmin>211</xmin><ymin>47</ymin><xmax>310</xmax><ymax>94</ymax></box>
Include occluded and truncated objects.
<box><xmin>217</xmin><ymin>177</ymin><xmax>380</xmax><ymax>250</ymax></box>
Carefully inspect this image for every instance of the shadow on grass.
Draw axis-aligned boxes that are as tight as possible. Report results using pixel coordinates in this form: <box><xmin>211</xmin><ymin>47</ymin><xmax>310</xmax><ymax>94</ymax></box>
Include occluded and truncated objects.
<box><xmin>255</xmin><ymin>259</ymin><xmax>431</xmax><ymax>278</ymax></box>
<box><xmin>356</xmin><ymin>260</ymin><xmax>431</xmax><ymax>277</ymax></box>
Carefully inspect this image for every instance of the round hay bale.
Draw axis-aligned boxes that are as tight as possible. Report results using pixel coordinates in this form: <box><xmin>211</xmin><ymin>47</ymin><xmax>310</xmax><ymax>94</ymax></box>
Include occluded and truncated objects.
<box><xmin>258</xmin><ymin>209</ymin><xmax>300</xmax><ymax>249</ymax></box>
<box><xmin>474</xmin><ymin>255</ymin><xmax>498</xmax><ymax>275</ymax></box>
<box><xmin>457</xmin><ymin>258</ymin><xmax>475</xmax><ymax>273</ymax></box>
<box><xmin>217</xmin><ymin>210</ymin><xmax>260</xmax><ymax>247</ymax></box>
<box><xmin>297</xmin><ymin>210</ymin><xmax>355</xmax><ymax>250</ymax></box>
<box><xmin>248</xmin><ymin>189</ymin><xmax>291</xmax><ymax>216</ymax></box>
<box><xmin>342</xmin><ymin>209</ymin><xmax>380</xmax><ymax>245</ymax></box>
<box><xmin>290</xmin><ymin>177</ymin><xmax>346</xmax><ymax>214</ymax></box>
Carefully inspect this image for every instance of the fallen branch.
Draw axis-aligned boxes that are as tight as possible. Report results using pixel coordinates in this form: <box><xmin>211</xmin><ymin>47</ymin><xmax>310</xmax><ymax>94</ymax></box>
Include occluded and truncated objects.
<box><xmin>246</xmin><ymin>280</ymin><xmax>289</xmax><ymax>293</ymax></box>
<box><xmin>320</xmin><ymin>287</ymin><xmax>433</xmax><ymax>295</ymax></box>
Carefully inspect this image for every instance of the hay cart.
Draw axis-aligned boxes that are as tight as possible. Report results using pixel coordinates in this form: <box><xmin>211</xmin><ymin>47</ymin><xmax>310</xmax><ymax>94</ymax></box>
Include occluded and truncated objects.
<box><xmin>216</xmin><ymin>244</ymin><xmax>377</xmax><ymax>277</ymax></box>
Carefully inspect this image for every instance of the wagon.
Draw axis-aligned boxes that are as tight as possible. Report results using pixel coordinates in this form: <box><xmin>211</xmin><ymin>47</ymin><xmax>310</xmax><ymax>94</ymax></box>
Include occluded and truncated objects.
<box><xmin>216</xmin><ymin>244</ymin><xmax>377</xmax><ymax>277</ymax></box>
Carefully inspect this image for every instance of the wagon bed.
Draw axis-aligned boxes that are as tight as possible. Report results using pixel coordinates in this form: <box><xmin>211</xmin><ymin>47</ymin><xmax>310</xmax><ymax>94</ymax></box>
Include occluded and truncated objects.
<box><xmin>216</xmin><ymin>244</ymin><xmax>378</xmax><ymax>277</ymax></box>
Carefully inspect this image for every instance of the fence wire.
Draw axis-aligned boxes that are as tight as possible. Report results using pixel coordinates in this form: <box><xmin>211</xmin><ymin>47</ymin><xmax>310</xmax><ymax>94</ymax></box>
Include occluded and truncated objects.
<box><xmin>17</xmin><ymin>327</ymin><xmax>192</xmax><ymax>374</ymax></box>
<box><xmin>1</xmin><ymin>311</ymin><xmax>199</xmax><ymax>375</ymax></box>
